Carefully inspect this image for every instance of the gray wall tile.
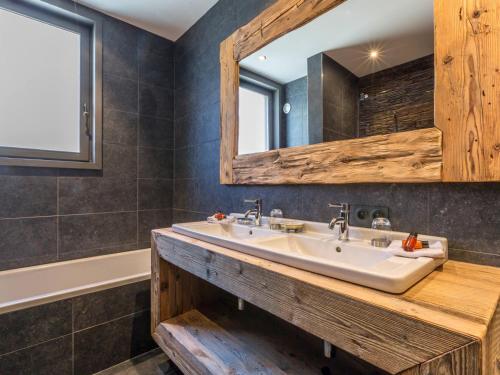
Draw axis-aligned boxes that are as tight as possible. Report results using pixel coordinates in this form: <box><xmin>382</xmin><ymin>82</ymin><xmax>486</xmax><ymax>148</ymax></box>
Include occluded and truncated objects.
<box><xmin>0</xmin><ymin>300</ymin><xmax>72</xmax><ymax>355</ymax></box>
<box><xmin>103</xmin><ymin>110</ymin><xmax>138</xmax><ymax>147</ymax></box>
<box><xmin>0</xmin><ymin>176</ymin><xmax>56</xmax><ymax>219</ymax></box>
<box><xmin>139</xmin><ymin>43</ymin><xmax>174</xmax><ymax>88</ymax></box>
<box><xmin>73</xmin><ymin>281</ymin><xmax>150</xmax><ymax>331</ymax></box>
<box><xmin>74</xmin><ymin>310</ymin><xmax>155</xmax><ymax>375</ymax></box>
<box><xmin>103</xmin><ymin>17</ymin><xmax>138</xmax><ymax>80</ymax></box>
<box><xmin>138</xmin><ymin>209</ymin><xmax>172</xmax><ymax>246</ymax></box>
<box><xmin>139</xmin><ymin>116</ymin><xmax>174</xmax><ymax>149</ymax></box>
<box><xmin>59</xmin><ymin>178</ymin><xmax>137</xmax><ymax>215</ymax></box>
<box><xmin>138</xmin><ymin>29</ymin><xmax>174</xmax><ymax>61</ymax></box>
<box><xmin>102</xmin><ymin>143</ymin><xmax>138</xmax><ymax>178</ymax></box>
<box><xmin>138</xmin><ymin>179</ymin><xmax>173</xmax><ymax>210</ymax></box>
<box><xmin>139</xmin><ymin>83</ymin><xmax>173</xmax><ymax>119</ymax></box>
<box><xmin>449</xmin><ymin>248</ymin><xmax>500</xmax><ymax>267</ymax></box>
<box><xmin>59</xmin><ymin>212</ymin><xmax>137</xmax><ymax>259</ymax></box>
<box><xmin>138</xmin><ymin>148</ymin><xmax>173</xmax><ymax>179</ymax></box>
<box><xmin>103</xmin><ymin>74</ymin><xmax>139</xmax><ymax>113</ymax></box>
<box><xmin>0</xmin><ymin>335</ymin><xmax>73</xmax><ymax>375</ymax></box>
<box><xmin>429</xmin><ymin>184</ymin><xmax>500</xmax><ymax>255</ymax></box>
<box><xmin>0</xmin><ymin>217</ymin><xmax>57</xmax><ymax>271</ymax></box>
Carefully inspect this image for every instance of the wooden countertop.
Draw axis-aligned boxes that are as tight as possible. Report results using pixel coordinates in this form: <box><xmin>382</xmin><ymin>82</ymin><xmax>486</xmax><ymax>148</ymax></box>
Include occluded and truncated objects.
<box><xmin>153</xmin><ymin>229</ymin><xmax>500</xmax><ymax>374</ymax></box>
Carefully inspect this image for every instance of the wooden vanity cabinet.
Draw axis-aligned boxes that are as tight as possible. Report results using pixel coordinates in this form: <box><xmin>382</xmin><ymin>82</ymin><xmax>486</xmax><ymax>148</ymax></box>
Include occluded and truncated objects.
<box><xmin>152</xmin><ymin>229</ymin><xmax>500</xmax><ymax>375</ymax></box>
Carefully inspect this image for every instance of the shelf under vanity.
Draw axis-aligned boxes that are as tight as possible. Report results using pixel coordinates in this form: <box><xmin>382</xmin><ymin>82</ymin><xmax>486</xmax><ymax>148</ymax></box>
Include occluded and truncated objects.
<box><xmin>151</xmin><ymin>228</ymin><xmax>500</xmax><ymax>375</ymax></box>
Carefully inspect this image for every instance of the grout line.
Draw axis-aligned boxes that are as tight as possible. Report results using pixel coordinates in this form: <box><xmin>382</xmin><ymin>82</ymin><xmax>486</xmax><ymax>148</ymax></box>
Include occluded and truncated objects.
<box><xmin>0</xmin><ymin>334</ymin><xmax>73</xmax><ymax>359</ymax></box>
<box><xmin>71</xmin><ymin>299</ymin><xmax>75</xmax><ymax>375</ymax></box>
<box><xmin>73</xmin><ymin>308</ymin><xmax>150</xmax><ymax>334</ymax></box>
<box><xmin>174</xmin><ymin>138</ymin><xmax>220</xmax><ymax>151</ymax></box>
<box><xmin>0</xmin><ymin>214</ymin><xmax>59</xmax><ymax>221</ymax></box>
<box><xmin>0</xmin><ymin>308</ymin><xmax>151</xmax><ymax>361</ymax></box>
<box><xmin>137</xmin><ymin>46</ymin><xmax>140</xmax><ymax>250</ymax></box>
<box><xmin>173</xmin><ymin>42</ymin><xmax>177</xmax><ymax>222</ymax></box>
<box><xmin>57</xmin><ymin>178</ymin><xmax>60</xmax><ymax>261</ymax></box>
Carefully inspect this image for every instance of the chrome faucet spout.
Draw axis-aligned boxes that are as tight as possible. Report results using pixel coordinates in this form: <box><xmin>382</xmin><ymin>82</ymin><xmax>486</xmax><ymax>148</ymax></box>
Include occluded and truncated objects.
<box><xmin>328</xmin><ymin>203</ymin><xmax>350</xmax><ymax>241</ymax></box>
<box><xmin>243</xmin><ymin>199</ymin><xmax>263</xmax><ymax>226</ymax></box>
<box><xmin>329</xmin><ymin>217</ymin><xmax>344</xmax><ymax>230</ymax></box>
<box><xmin>244</xmin><ymin>209</ymin><xmax>255</xmax><ymax>218</ymax></box>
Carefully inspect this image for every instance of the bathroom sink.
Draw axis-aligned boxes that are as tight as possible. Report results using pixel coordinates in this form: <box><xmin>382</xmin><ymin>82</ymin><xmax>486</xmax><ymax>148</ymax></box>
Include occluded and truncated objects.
<box><xmin>172</xmin><ymin>220</ymin><xmax>447</xmax><ymax>293</ymax></box>
<box><xmin>173</xmin><ymin>221</ymin><xmax>275</xmax><ymax>241</ymax></box>
<box><xmin>252</xmin><ymin>236</ymin><xmax>392</xmax><ymax>268</ymax></box>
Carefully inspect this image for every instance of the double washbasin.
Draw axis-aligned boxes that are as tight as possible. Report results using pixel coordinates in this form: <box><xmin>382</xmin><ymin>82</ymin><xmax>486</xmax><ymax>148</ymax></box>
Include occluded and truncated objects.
<box><xmin>172</xmin><ymin>219</ymin><xmax>447</xmax><ymax>293</ymax></box>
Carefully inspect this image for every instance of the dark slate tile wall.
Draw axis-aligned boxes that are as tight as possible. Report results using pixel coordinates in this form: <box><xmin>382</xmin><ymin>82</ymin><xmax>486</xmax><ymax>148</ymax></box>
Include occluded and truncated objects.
<box><xmin>173</xmin><ymin>0</ymin><xmax>500</xmax><ymax>267</ymax></box>
<box><xmin>0</xmin><ymin>280</ymin><xmax>154</xmax><ymax>375</ymax></box>
<box><xmin>0</xmin><ymin>4</ymin><xmax>174</xmax><ymax>271</ymax></box>
<box><xmin>284</xmin><ymin>76</ymin><xmax>308</xmax><ymax>147</ymax></box>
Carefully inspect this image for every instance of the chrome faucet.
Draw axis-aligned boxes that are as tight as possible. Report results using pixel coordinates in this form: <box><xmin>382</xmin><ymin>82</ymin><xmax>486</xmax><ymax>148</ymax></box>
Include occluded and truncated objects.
<box><xmin>243</xmin><ymin>199</ymin><xmax>263</xmax><ymax>226</ymax></box>
<box><xmin>328</xmin><ymin>203</ymin><xmax>350</xmax><ymax>241</ymax></box>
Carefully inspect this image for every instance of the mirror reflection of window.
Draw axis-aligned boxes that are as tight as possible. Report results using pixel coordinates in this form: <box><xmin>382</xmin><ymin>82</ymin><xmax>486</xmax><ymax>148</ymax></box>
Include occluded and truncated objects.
<box><xmin>238</xmin><ymin>0</ymin><xmax>434</xmax><ymax>153</ymax></box>
<box><xmin>238</xmin><ymin>86</ymin><xmax>270</xmax><ymax>155</ymax></box>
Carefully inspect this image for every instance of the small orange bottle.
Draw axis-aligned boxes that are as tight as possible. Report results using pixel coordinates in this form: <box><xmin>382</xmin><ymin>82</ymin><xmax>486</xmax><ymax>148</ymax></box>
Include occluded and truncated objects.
<box><xmin>403</xmin><ymin>232</ymin><xmax>418</xmax><ymax>252</ymax></box>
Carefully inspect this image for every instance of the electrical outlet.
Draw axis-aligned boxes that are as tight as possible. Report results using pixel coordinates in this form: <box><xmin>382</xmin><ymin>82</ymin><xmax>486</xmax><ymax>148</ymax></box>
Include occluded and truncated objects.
<box><xmin>349</xmin><ymin>205</ymin><xmax>389</xmax><ymax>228</ymax></box>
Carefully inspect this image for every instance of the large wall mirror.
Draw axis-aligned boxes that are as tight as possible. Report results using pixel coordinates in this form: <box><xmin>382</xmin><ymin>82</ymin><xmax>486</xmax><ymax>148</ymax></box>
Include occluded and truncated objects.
<box><xmin>220</xmin><ymin>0</ymin><xmax>499</xmax><ymax>184</ymax></box>
<box><xmin>238</xmin><ymin>0</ymin><xmax>434</xmax><ymax>154</ymax></box>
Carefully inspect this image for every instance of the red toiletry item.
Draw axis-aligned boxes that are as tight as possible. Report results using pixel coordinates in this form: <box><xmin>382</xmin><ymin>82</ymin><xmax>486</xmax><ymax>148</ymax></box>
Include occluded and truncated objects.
<box><xmin>403</xmin><ymin>232</ymin><xmax>418</xmax><ymax>252</ymax></box>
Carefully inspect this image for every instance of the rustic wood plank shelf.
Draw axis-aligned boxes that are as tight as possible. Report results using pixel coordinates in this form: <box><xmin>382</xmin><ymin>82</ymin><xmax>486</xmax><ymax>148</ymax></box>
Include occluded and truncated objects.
<box><xmin>152</xmin><ymin>229</ymin><xmax>500</xmax><ymax>375</ymax></box>
<box><xmin>154</xmin><ymin>301</ymin><xmax>383</xmax><ymax>375</ymax></box>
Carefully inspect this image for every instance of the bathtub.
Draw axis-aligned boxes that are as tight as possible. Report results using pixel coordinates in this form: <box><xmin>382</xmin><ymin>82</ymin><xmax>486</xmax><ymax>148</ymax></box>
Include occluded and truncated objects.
<box><xmin>0</xmin><ymin>248</ymin><xmax>151</xmax><ymax>314</ymax></box>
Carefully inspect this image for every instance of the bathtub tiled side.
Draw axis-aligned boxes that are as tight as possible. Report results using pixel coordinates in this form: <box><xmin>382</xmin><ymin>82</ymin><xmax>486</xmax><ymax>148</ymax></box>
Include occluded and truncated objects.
<box><xmin>0</xmin><ymin>280</ymin><xmax>155</xmax><ymax>375</ymax></box>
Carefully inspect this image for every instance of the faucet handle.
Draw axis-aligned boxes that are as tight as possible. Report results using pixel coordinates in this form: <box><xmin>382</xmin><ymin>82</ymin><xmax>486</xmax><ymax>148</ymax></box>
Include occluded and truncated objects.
<box><xmin>328</xmin><ymin>202</ymin><xmax>350</xmax><ymax>211</ymax></box>
<box><xmin>244</xmin><ymin>198</ymin><xmax>262</xmax><ymax>206</ymax></box>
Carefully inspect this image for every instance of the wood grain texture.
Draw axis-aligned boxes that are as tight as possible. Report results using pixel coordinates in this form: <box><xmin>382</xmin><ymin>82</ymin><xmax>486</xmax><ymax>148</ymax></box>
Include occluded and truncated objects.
<box><xmin>419</xmin><ymin>342</ymin><xmax>481</xmax><ymax>375</ymax></box>
<box><xmin>435</xmin><ymin>0</ymin><xmax>500</xmax><ymax>181</ymax></box>
<box><xmin>155</xmin><ymin>301</ymin><xmax>386</xmax><ymax>375</ymax></box>
<box><xmin>151</xmin><ymin>232</ymin><xmax>220</xmax><ymax>333</ymax></box>
<box><xmin>484</xmin><ymin>302</ymin><xmax>499</xmax><ymax>375</ymax></box>
<box><xmin>219</xmin><ymin>36</ymin><xmax>239</xmax><ymax>184</ymax></box>
<box><xmin>158</xmin><ymin>310</ymin><xmax>286</xmax><ymax>375</ymax></box>
<box><xmin>233</xmin><ymin>0</ymin><xmax>346</xmax><ymax>61</ymax></box>
<box><xmin>232</xmin><ymin>128</ymin><xmax>442</xmax><ymax>184</ymax></box>
<box><xmin>154</xmin><ymin>229</ymin><xmax>499</xmax><ymax>374</ymax></box>
<box><xmin>154</xmin><ymin>230</ymin><xmax>479</xmax><ymax>374</ymax></box>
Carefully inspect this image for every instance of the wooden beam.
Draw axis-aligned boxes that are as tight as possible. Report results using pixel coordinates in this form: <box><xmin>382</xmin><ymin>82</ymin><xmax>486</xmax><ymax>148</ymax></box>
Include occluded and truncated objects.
<box><xmin>435</xmin><ymin>0</ymin><xmax>500</xmax><ymax>181</ymax></box>
<box><xmin>233</xmin><ymin>0</ymin><xmax>346</xmax><ymax>61</ymax></box>
<box><xmin>219</xmin><ymin>35</ymin><xmax>239</xmax><ymax>184</ymax></box>
<box><xmin>232</xmin><ymin>128</ymin><xmax>442</xmax><ymax>184</ymax></box>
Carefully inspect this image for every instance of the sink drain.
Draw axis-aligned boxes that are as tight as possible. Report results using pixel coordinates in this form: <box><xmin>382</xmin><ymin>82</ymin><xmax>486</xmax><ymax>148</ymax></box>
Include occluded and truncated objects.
<box><xmin>336</xmin><ymin>247</ymin><xmax>342</xmax><ymax>253</ymax></box>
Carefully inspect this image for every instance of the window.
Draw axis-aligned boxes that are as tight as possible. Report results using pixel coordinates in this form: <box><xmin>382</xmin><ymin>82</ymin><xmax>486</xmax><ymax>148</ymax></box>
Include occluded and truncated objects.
<box><xmin>238</xmin><ymin>82</ymin><xmax>275</xmax><ymax>155</ymax></box>
<box><xmin>0</xmin><ymin>0</ymin><xmax>102</xmax><ymax>169</ymax></box>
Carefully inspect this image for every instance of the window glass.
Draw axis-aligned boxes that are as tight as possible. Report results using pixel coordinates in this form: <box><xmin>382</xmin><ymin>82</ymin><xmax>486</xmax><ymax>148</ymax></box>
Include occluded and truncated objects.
<box><xmin>0</xmin><ymin>7</ymin><xmax>81</xmax><ymax>153</ymax></box>
<box><xmin>238</xmin><ymin>86</ymin><xmax>269</xmax><ymax>155</ymax></box>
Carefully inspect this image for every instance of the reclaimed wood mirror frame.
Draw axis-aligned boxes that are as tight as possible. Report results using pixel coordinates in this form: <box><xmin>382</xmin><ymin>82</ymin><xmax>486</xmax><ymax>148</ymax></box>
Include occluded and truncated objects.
<box><xmin>220</xmin><ymin>0</ymin><xmax>499</xmax><ymax>184</ymax></box>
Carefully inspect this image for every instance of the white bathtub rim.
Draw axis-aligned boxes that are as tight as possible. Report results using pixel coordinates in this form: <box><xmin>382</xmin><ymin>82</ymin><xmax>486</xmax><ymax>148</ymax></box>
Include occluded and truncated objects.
<box><xmin>0</xmin><ymin>248</ymin><xmax>151</xmax><ymax>315</ymax></box>
<box><xmin>0</xmin><ymin>248</ymin><xmax>150</xmax><ymax>276</ymax></box>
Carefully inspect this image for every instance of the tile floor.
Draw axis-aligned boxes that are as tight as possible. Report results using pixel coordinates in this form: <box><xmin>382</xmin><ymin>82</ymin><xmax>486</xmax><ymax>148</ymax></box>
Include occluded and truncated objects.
<box><xmin>95</xmin><ymin>349</ymin><xmax>181</xmax><ymax>375</ymax></box>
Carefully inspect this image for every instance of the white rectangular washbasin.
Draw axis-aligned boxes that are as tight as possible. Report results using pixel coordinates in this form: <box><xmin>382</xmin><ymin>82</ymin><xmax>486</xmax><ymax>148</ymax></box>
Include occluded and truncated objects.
<box><xmin>172</xmin><ymin>219</ymin><xmax>447</xmax><ymax>293</ymax></box>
